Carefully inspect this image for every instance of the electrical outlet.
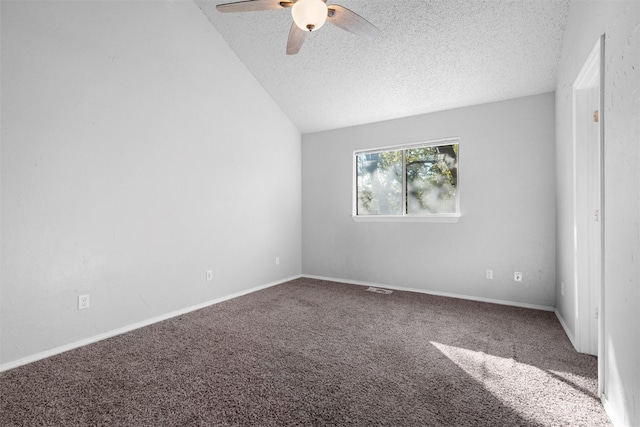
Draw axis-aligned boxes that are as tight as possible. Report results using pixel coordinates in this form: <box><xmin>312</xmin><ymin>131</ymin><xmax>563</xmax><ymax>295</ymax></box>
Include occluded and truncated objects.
<box><xmin>206</xmin><ymin>270</ymin><xmax>213</xmax><ymax>281</ymax></box>
<box><xmin>275</xmin><ymin>256</ymin><xmax>280</xmax><ymax>266</ymax></box>
<box><xmin>514</xmin><ymin>272</ymin><xmax>523</xmax><ymax>282</ymax></box>
<box><xmin>561</xmin><ymin>281</ymin><xmax>565</xmax><ymax>296</ymax></box>
<box><xmin>486</xmin><ymin>269</ymin><xmax>493</xmax><ymax>279</ymax></box>
<box><xmin>78</xmin><ymin>294</ymin><xmax>90</xmax><ymax>310</ymax></box>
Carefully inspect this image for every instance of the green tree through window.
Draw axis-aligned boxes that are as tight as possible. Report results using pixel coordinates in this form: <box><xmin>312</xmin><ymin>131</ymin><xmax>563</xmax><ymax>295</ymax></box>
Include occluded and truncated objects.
<box><xmin>356</xmin><ymin>141</ymin><xmax>459</xmax><ymax>216</ymax></box>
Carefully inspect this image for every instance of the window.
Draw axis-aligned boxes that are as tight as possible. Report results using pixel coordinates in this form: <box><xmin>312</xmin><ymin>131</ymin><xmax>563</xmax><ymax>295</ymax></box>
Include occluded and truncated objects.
<box><xmin>354</xmin><ymin>138</ymin><xmax>459</xmax><ymax>221</ymax></box>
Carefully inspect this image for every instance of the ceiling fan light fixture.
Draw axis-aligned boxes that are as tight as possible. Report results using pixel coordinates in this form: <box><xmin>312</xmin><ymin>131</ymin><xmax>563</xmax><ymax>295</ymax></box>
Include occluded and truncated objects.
<box><xmin>291</xmin><ymin>0</ymin><xmax>328</xmax><ymax>32</ymax></box>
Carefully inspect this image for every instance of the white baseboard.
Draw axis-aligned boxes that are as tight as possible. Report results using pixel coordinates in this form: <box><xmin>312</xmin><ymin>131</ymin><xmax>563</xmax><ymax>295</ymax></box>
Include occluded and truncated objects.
<box><xmin>602</xmin><ymin>394</ymin><xmax>627</xmax><ymax>427</ymax></box>
<box><xmin>0</xmin><ymin>275</ymin><xmax>301</xmax><ymax>373</ymax></box>
<box><xmin>302</xmin><ymin>274</ymin><xmax>555</xmax><ymax>312</ymax></box>
<box><xmin>554</xmin><ymin>308</ymin><xmax>577</xmax><ymax>350</ymax></box>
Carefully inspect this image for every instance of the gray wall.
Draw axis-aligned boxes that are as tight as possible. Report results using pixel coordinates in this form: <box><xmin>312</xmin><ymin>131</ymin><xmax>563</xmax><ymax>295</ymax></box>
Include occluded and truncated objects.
<box><xmin>1</xmin><ymin>0</ymin><xmax>301</xmax><ymax>366</ymax></box>
<box><xmin>555</xmin><ymin>1</ymin><xmax>640</xmax><ymax>425</ymax></box>
<box><xmin>302</xmin><ymin>93</ymin><xmax>556</xmax><ymax>308</ymax></box>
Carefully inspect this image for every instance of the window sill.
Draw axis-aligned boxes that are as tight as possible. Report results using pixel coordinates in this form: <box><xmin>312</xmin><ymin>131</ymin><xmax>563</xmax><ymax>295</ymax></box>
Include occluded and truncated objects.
<box><xmin>352</xmin><ymin>215</ymin><xmax>461</xmax><ymax>223</ymax></box>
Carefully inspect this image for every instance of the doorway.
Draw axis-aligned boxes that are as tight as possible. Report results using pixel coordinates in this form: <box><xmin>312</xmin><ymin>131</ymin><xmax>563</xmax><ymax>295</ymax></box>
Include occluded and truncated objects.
<box><xmin>572</xmin><ymin>35</ymin><xmax>604</xmax><ymax>396</ymax></box>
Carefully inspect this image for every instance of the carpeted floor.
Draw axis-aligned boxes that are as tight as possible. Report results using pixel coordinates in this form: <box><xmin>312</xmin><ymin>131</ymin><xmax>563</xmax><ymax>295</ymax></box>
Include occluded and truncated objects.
<box><xmin>1</xmin><ymin>278</ymin><xmax>611</xmax><ymax>426</ymax></box>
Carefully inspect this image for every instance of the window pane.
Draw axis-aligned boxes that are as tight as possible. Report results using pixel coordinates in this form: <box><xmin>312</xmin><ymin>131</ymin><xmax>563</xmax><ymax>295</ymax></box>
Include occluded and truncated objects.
<box><xmin>406</xmin><ymin>144</ymin><xmax>458</xmax><ymax>214</ymax></box>
<box><xmin>356</xmin><ymin>150</ymin><xmax>403</xmax><ymax>215</ymax></box>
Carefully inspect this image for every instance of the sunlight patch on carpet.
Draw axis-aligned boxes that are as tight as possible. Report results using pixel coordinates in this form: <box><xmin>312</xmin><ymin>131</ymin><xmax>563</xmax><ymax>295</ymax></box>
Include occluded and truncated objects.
<box><xmin>431</xmin><ymin>341</ymin><xmax>600</xmax><ymax>425</ymax></box>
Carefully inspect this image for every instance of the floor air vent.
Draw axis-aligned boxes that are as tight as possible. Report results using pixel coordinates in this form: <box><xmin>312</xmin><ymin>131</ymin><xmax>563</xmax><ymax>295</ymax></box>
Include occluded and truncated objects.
<box><xmin>366</xmin><ymin>287</ymin><xmax>393</xmax><ymax>295</ymax></box>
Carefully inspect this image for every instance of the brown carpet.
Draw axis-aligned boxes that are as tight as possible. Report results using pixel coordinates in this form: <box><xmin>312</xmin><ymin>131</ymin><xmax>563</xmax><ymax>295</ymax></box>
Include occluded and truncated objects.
<box><xmin>0</xmin><ymin>277</ymin><xmax>611</xmax><ymax>426</ymax></box>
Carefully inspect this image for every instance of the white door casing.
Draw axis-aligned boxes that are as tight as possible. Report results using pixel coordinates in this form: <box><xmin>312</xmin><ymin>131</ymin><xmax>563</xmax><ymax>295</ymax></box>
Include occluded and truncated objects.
<box><xmin>572</xmin><ymin>35</ymin><xmax>605</xmax><ymax>396</ymax></box>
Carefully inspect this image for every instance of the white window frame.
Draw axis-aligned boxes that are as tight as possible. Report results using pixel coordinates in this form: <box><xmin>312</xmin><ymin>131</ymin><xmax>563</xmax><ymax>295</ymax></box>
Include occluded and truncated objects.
<box><xmin>352</xmin><ymin>137</ymin><xmax>461</xmax><ymax>223</ymax></box>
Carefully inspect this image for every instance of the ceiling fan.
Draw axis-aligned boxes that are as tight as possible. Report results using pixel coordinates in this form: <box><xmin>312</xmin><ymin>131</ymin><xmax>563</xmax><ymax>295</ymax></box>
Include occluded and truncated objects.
<box><xmin>216</xmin><ymin>0</ymin><xmax>379</xmax><ymax>55</ymax></box>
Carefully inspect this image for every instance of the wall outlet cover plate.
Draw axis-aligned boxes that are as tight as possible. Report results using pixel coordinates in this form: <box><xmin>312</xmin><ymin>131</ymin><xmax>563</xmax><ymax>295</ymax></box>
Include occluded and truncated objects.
<box><xmin>78</xmin><ymin>294</ymin><xmax>90</xmax><ymax>310</ymax></box>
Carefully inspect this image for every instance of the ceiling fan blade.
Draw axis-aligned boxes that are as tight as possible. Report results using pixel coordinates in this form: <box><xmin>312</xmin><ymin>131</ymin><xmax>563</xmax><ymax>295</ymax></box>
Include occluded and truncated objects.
<box><xmin>216</xmin><ymin>0</ymin><xmax>292</xmax><ymax>13</ymax></box>
<box><xmin>286</xmin><ymin>22</ymin><xmax>307</xmax><ymax>55</ymax></box>
<box><xmin>326</xmin><ymin>5</ymin><xmax>379</xmax><ymax>39</ymax></box>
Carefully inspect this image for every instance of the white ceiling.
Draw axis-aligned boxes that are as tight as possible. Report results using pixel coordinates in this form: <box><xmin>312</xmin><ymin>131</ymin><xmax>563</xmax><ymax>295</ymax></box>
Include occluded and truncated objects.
<box><xmin>196</xmin><ymin>0</ymin><xmax>570</xmax><ymax>134</ymax></box>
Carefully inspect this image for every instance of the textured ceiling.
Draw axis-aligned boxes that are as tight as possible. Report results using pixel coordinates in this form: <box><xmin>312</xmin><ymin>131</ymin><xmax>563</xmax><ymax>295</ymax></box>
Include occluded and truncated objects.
<box><xmin>196</xmin><ymin>0</ymin><xmax>570</xmax><ymax>134</ymax></box>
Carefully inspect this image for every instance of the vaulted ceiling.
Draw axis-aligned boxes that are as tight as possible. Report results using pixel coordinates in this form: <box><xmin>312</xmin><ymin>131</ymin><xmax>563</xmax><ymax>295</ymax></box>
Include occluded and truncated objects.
<box><xmin>196</xmin><ymin>0</ymin><xmax>570</xmax><ymax>134</ymax></box>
